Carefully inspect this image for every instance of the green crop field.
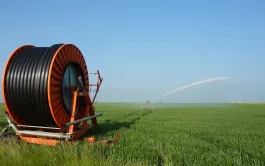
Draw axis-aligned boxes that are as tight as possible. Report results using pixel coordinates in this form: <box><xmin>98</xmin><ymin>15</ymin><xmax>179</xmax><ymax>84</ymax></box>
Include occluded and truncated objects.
<box><xmin>1</xmin><ymin>103</ymin><xmax>265</xmax><ymax>166</ymax></box>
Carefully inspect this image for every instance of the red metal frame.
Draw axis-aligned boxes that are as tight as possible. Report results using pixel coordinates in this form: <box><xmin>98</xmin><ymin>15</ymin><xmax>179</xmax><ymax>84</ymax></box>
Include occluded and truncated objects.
<box><xmin>16</xmin><ymin>70</ymin><xmax>103</xmax><ymax>146</ymax></box>
<box><xmin>89</xmin><ymin>70</ymin><xmax>103</xmax><ymax>105</ymax></box>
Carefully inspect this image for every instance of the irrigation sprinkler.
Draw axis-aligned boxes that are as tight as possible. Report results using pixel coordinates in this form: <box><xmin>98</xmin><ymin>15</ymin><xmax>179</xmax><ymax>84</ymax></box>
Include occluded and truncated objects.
<box><xmin>0</xmin><ymin>44</ymin><xmax>118</xmax><ymax>146</ymax></box>
<box><xmin>140</xmin><ymin>101</ymin><xmax>155</xmax><ymax>111</ymax></box>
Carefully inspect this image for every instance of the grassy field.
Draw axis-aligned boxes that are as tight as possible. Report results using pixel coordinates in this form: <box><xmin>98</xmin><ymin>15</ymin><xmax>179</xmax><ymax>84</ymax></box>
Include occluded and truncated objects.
<box><xmin>1</xmin><ymin>103</ymin><xmax>265</xmax><ymax>165</ymax></box>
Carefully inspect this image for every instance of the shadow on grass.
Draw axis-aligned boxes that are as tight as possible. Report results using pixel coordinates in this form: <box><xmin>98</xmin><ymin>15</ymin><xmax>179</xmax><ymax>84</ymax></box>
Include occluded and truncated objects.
<box><xmin>87</xmin><ymin>120</ymin><xmax>135</xmax><ymax>138</ymax></box>
<box><xmin>82</xmin><ymin>110</ymin><xmax>153</xmax><ymax>138</ymax></box>
<box><xmin>0</xmin><ymin>121</ymin><xmax>8</xmax><ymax>129</ymax></box>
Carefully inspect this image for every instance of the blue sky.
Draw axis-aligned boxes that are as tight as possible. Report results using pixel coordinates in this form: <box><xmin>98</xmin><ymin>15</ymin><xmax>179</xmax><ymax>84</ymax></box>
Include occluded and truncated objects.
<box><xmin>0</xmin><ymin>0</ymin><xmax>265</xmax><ymax>102</ymax></box>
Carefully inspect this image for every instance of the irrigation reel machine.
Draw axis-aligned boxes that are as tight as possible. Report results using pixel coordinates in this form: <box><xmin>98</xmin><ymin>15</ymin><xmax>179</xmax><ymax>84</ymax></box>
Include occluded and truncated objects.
<box><xmin>0</xmin><ymin>44</ymin><xmax>116</xmax><ymax>146</ymax></box>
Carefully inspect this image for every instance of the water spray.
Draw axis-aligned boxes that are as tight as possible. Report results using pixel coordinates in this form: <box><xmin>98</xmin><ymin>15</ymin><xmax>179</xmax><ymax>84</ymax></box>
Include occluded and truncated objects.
<box><xmin>156</xmin><ymin>77</ymin><xmax>229</xmax><ymax>100</ymax></box>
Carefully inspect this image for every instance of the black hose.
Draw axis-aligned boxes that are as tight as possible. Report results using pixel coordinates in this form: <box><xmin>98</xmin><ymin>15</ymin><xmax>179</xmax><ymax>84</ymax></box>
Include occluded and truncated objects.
<box><xmin>5</xmin><ymin>44</ymin><xmax>63</xmax><ymax>126</ymax></box>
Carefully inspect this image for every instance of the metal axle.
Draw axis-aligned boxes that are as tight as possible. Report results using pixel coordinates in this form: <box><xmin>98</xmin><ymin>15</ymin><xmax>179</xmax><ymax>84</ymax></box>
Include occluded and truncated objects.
<box><xmin>17</xmin><ymin>125</ymin><xmax>61</xmax><ymax>130</ymax></box>
<box><xmin>64</xmin><ymin>113</ymin><xmax>103</xmax><ymax>127</ymax></box>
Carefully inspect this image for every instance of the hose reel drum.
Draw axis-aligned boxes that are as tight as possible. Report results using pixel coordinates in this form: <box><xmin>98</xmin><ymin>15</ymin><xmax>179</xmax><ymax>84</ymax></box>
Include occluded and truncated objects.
<box><xmin>1</xmin><ymin>44</ymin><xmax>103</xmax><ymax>145</ymax></box>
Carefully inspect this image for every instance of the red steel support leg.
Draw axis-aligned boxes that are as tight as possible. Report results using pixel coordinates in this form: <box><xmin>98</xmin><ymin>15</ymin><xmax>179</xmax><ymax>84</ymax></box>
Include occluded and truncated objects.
<box><xmin>90</xmin><ymin>105</ymin><xmax>98</xmax><ymax>126</ymax></box>
<box><xmin>82</xmin><ymin>105</ymin><xmax>89</xmax><ymax>128</ymax></box>
<box><xmin>69</xmin><ymin>90</ymin><xmax>78</xmax><ymax>134</ymax></box>
<box><xmin>81</xmin><ymin>90</ymin><xmax>98</xmax><ymax>126</ymax></box>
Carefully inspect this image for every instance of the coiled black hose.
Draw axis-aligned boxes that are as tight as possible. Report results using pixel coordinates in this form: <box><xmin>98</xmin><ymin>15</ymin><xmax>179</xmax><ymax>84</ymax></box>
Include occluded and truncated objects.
<box><xmin>6</xmin><ymin>44</ymin><xmax>63</xmax><ymax>126</ymax></box>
